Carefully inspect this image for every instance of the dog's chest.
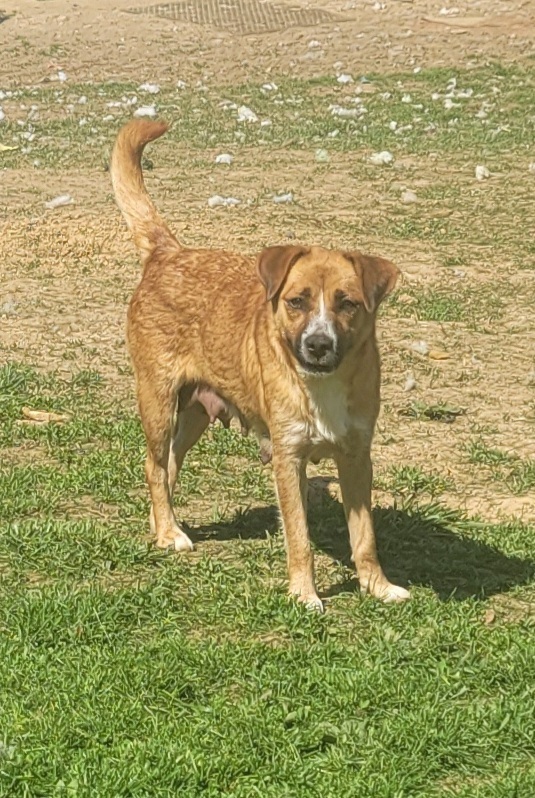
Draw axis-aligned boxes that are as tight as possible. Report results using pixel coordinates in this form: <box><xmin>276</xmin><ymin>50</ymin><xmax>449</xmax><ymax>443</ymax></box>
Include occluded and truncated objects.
<box><xmin>299</xmin><ymin>377</ymin><xmax>369</xmax><ymax>447</ymax></box>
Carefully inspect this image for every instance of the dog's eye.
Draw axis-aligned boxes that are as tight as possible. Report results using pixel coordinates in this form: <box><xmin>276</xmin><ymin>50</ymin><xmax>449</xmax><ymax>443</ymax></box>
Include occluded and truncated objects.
<box><xmin>286</xmin><ymin>296</ymin><xmax>305</xmax><ymax>311</ymax></box>
<box><xmin>339</xmin><ymin>297</ymin><xmax>358</xmax><ymax>312</ymax></box>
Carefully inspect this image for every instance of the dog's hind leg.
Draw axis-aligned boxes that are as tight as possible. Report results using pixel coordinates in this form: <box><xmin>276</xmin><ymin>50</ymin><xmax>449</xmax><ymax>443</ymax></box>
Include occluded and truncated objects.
<box><xmin>168</xmin><ymin>403</ymin><xmax>209</xmax><ymax>498</ymax></box>
<box><xmin>136</xmin><ymin>374</ymin><xmax>194</xmax><ymax>552</ymax></box>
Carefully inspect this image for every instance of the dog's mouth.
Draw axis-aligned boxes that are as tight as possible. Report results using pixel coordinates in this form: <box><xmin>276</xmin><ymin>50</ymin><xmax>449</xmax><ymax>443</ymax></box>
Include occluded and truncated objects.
<box><xmin>295</xmin><ymin>347</ymin><xmax>341</xmax><ymax>376</ymax></box>
<box><xmin>298</xmin><ymin>359</ymin><xmax>338</xmax><ymax>375</ymax></box>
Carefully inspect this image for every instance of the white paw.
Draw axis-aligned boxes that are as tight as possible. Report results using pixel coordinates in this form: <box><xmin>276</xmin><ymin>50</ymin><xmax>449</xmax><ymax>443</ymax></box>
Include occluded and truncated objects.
<box><xmin>173</xmin><ymin>531</ymin><xmax>194</xmax><ymax>552</ymax></box>
<box><xmin>382</xmin><ymin>584</ymin><xmax>411</xmax><ymax>604</ymax></box>
<box><xmin>291</xmin><ymin>592</ymin><xmax>324</xmax><ymax>613</ymax></box>
<box><xmin>304</xmin><ymin>595</ymin><xmax>325</xmax><ymax>613</ymax></box>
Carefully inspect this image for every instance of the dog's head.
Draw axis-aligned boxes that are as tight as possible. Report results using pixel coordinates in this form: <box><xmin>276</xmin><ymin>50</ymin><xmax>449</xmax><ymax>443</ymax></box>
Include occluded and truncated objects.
<box><xmin>257</xmin><ymin>245</ymin><xmax>399</xmax><ymax>376</ymax></box>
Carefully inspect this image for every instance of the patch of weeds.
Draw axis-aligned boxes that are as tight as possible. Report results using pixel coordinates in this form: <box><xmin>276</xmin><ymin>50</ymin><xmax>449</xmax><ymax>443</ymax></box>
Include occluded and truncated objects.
<box><xmin>467</xmin><ymin>440</ymin><xmax>535</xmax><ymax>495</ymax></box>
<box><xmin>440</xmin><ymin>254</ymin><xmax>468</xmax><ymax>269</ymax></box>
<box><xmin>377</xmin><ymin>465</ymin><xmax>454</xmax><ymax>499</ymax></box>
<box><xmin>388</xmin><ymin>285</ymin><xmax>503</xmax><ymax>326</ymax></box>
<box><xmin>399</xmin><ymin>402</ymin><xmax>465</xmax><ymax>424</ymax></box>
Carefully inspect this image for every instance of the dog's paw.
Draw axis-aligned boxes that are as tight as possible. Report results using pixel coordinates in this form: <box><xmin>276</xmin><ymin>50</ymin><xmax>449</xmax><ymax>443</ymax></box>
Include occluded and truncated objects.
<box><xmin>154</xmin><ymin>528</ymin><xmax>194</xmax><ymax>553</ymax></box>
<box><xmin>382</xmin><ymin>584</ymin><xmax>410</xmax><ymax>603</ymax></box>
<box><xmin>303</xmin><ymin>594</ymin><xmax>325</xmax><ymax>613</ymax></box>
<box><xmin>290</xmin><ymin>591</ymin><xmax>325</xmax><ymax>613</ymax></box>
<box><xmin>362</xmin><ymin>582</ymin><xmax>410</xmax><ymax>604</ymax></box>
<box><xmin>173</xmin><ymin>531</ymin><xmax>194</xmax><ymax>552</ymax></box>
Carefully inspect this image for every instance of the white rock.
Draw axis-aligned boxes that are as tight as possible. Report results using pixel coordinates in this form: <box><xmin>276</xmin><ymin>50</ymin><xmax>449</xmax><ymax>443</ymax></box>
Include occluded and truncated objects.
<box><xmin>330</xmin><ymin>104</ymin><xmax>360</xmax><ymax>118</ymax></box>
<box><xmin>102</xmin><ymin>115</ymin><xmax>115</xmax><ymax>122</ymax></box>
<box><xmin>411</xmin><ymin>340</ymin><xmax>429</xmax><ymax>356</ymax></box>
<box><xmin>237</xmin><ymin>105</ymin><xmax>258</xmax><ymax>123</ymax></box>
<box><xmin>402</xmin><ymin>94</ymin><xmax>412</xmax><ymax>104</ymax></box>
<box><xmin>45</xmin><ymin>194</ymin><xmax>74</xmax><ymax>210</ymax></box>
<box><xmin>401</xmin><ymin>189</ymin><xmax>418</xmax><ymax>203</ymax></box>
<box><xmin>139</xmin><ymin>82</ymin><xmax>160</xmax><ymax>94</ymax></box>
<box><xmin>176</xmin><ymin>80</ymin><xmax>187</xmax><ymax>89</ymax></box>
<box><xmin>308</xmin><ymin>40</ymin><xmax>321</xmax><ymax>49</ymax></box>
<box><xmin>475</xmin><ymin>165</ymin><xmax>490</xmax><ymax>181</ymax></box>
<box><xmin>404</xmin><ymin>374</ymin><xmax>417</xmax><ymax>392</ymax></box>
<box><xmin>0</xmin><ymin>295</ymin><xmax>18</xmax><ymax>316</ymax></box>
<box><xmin>261</xmin><ymin>82</ymin><xmax>278</xmax><ymax>91</ymax></box>
<box><xmin>207</xmin><ymin>195</ymin><xmax>241</xmax><ymax>207</ymax></box>
<box><xmin>439</xmin><ymin>6</ymin><xmax>459</xmax><ymax>15</ymax></box>
<box><xmin>337</xmin><ymin>73</ymin><xmax>353</xmax><ymax>84</ymax></box>
<box><xmin>260</xmin><ymin>119</ymin><xmax>272</xmax><ymax>127</ymax></box>
<box><xmin>369</xmin><ymin>150</ymin><xmax>394</xmax><ymax>166</ymax></box>
<box><xmin>389</xmin><ymin>120</ymin><xmax>397</xmax><ymax>131</ymax></box>
<box><xmin>315</xmin><ymin>148</ymin><xmax>330</xmax><ymax>163</ymax></box>
<box><xmin>57</xmin><ymin>70</ymin><xmax>67</xmax><ymax>83</ymax></box>
<box><xmin>413</xmin><ymin>67</ymin><xmax>422</xmax><ymax>74</ymax></box>
<box><xmin>134</xmin><ymin>105</ymin><xmax>157</xmax><ymax>118</ymax></box>
<box><xmin>273</xmin><ymin>192</ymin><xmax>293</xmax><ymax>204</ymax></box>
<box><xmin>78</xmin><ymin>96</ymin><xmax>87</xmax><ymax>105</ymax></box>
<box><xmin>215</xmin><ymin>153</ymin><xmax>233</xmax><ymax>165</ymax></box>
<box><xmin>528</xmin><ymin>162</ymin><xmax>535</xmax><ymax>173</ymax></box>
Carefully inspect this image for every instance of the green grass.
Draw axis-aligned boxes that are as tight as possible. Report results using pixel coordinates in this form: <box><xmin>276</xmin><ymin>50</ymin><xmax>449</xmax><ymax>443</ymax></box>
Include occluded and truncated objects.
<box><xmin>467</xmin><ymin>439</ymin><xmax>535</xmax><ymax>495</ymax></box>
<box><xmin>1</xmin><ymin>365</ymin><xmax>535</xmax><ymax>796</ymax></box>
<box><xmin>376</xmin><ymin>465</ymin><xmax>454</xmax><ymax>499</ymax></box>
<box><xmin>387</xmin><ymin>285</ymin><xmax>504</xmax><ymax>326</ymax></box>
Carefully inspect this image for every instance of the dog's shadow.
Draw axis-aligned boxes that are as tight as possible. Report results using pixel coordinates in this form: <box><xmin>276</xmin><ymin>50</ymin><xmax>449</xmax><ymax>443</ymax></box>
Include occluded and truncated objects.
<box><xmin>192</xmin><ymin>476</ymin><xmax>534</xmax><ymax>601</ymax></box>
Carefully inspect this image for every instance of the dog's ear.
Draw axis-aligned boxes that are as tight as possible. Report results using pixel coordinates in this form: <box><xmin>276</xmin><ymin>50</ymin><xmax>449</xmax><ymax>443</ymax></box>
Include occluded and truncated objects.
<box><xmin>344</xmin><ymin>251</ymin><xmax>399</xmax><ymax>313</ymax></box>
<box><xmin>257</xmin><ymin>246</ymin><xmax>308</xmax><ymax>302</ymax></box>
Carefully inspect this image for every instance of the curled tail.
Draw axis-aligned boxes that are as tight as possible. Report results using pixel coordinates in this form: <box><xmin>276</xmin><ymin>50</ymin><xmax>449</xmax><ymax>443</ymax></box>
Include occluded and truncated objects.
<box><xmin>110</xmin><ymin>119</ymin><xmax>179</xmax><ymax>264</ymax></box>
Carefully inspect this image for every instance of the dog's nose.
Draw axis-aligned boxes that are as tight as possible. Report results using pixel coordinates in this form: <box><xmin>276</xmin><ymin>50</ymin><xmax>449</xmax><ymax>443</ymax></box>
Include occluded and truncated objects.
<box><xmin>305</xmin><ymin>333</ymin><xmax>334</xmax><ymax>360</ymax></box>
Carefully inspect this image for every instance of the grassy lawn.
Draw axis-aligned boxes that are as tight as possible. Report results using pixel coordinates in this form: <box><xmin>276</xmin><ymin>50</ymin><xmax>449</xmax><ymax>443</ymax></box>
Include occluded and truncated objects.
<box><xmin>1</xmin><ymin>369</ymin><xmax>534</xmax><ymax>796</ymax></box>
<box><xmin>1</xmin><ymin>61</ymin><xmax>535</xmax><ymax>796</ymax></box>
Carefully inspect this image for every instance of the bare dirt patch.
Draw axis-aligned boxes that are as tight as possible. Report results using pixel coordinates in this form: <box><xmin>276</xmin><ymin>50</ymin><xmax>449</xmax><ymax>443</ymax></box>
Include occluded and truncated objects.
<box><xmin>1</xmin><ymin>0</ymin><xmax>534</xmax><ymax>89</ymax></box>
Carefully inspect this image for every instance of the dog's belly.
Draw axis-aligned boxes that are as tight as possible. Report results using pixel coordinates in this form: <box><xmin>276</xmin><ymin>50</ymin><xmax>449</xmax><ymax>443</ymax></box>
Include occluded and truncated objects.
<box><xmin>180</xmin><ymin>382</ymin><xmax>272</xmax><ymax>463</ymax></box>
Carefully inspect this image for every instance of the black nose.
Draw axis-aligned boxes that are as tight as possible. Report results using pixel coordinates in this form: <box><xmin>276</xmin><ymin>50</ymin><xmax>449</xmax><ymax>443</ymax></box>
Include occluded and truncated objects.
<box><xmin>305</xmin><ymin>333</ymin><xmax>334</xmax><ymax>360</ymax></box>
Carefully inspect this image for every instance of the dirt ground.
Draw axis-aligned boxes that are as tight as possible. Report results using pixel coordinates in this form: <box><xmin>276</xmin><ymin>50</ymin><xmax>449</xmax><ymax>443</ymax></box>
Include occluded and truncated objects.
<box><xmin>1</xmin><ymin>0</ymin><xmax>534</xmax><ymax>525</ymax></box>
<box><xmin>1</xmin><ymin>0</ymin><xmax>534</xmax><ymax>88</ymax></box>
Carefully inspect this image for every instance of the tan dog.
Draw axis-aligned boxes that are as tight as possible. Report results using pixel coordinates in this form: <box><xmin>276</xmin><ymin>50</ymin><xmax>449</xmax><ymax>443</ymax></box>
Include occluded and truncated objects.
<box><xmin>111</xmin><ymin>119</ymin><xmax>410</xmax><ymax>611</ymax></box>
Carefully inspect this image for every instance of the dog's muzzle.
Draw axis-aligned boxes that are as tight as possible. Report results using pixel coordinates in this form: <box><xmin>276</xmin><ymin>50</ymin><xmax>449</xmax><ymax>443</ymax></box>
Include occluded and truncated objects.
<box><xmin>299</xmin><ymin>331</ymin><xmax>339</xmax><ymax>374</ymax></box>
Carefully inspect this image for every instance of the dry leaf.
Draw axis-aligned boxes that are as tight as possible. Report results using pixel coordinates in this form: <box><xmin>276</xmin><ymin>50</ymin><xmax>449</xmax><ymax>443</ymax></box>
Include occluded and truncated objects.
<box><xmin>483</xmin><ymin>608</ymin><xmax>496</xmax><ymax>626</ymax></box>
<box><xmin>21</xmin><ymin>407</ymin><xmax>71</xmax><ymax>424</ymax></box>
<box><xmin>429</xmin><ymin>350</ymin><xmax>450</xmax><ymax>361</ymax></box>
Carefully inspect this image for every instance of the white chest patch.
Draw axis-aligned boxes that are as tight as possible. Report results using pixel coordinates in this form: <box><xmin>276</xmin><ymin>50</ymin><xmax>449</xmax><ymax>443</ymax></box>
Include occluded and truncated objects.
<box><xmin>306</xmin><ymin>376</ymin><xmax>350</xmax><ymax>444</ymax></box>
<box><xmin>283</xmin><ymin>375</ymin><xmax>372</xmax><ymax>449</ymax></box>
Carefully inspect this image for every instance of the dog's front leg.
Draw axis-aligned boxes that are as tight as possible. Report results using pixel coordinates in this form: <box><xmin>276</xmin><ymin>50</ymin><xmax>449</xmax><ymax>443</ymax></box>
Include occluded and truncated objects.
<box><xmin>336</xmin><ymin>449</ymin><xmax>410</xmax><ymax>603</ymax></box>
<box><xmin>271</xmin><ymin>448</ymin><xmax>323</xmax><ymax>612</ymax></box>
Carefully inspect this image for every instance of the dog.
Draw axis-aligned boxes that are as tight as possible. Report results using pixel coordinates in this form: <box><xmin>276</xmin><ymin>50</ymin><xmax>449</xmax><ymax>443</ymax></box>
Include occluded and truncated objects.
<box><xmin>110</xmin><ymin>119</ymin><xmax>410</xmax><ymax>611</ymax></box>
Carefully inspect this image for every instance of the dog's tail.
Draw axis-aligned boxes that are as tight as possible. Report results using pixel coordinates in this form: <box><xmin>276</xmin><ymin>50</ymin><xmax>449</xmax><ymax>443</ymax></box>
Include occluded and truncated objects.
<box><xmin>110</xmin><ymin>119</ymin><xmax>179</xmax><ymax>264</ymax></box>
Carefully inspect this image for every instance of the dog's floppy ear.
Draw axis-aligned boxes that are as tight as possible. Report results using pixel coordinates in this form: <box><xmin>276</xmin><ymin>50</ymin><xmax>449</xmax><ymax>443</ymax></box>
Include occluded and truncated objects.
<box><xmin>344</xmin><ymin>251</ymin><xmax>399</xmax><ymax>313</ymax></box>
<box><xmin>257</xmin><ymin>245</ymin><xmax>308</xmax><ymax>302</ymax></box>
